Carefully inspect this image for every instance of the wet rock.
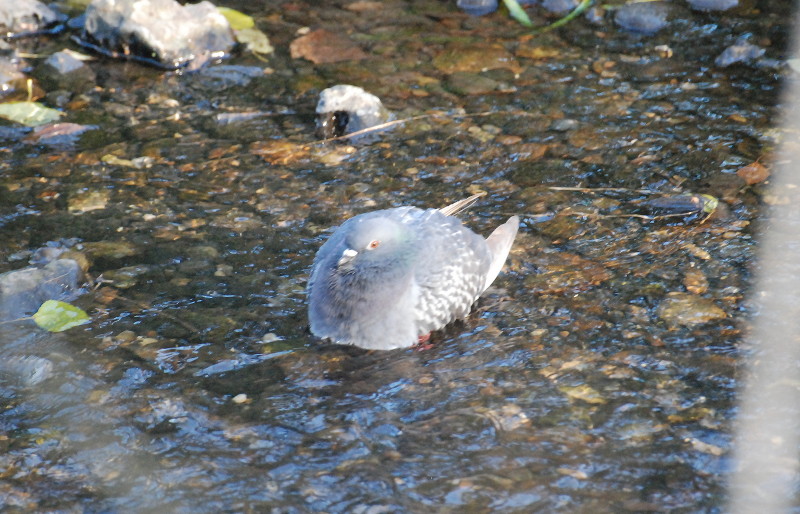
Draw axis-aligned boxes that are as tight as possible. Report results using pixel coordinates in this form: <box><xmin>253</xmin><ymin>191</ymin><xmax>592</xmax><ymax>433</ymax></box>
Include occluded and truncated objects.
<box><xmin>290</xmin><ymin>28</ymin><xmax>367</xmax><ymax>65</ymax></box>
<box><xmin>68</xmin><ymin>188</ymin><xmax>110</xmax><ymax>213</ymax></box>
<box><xmin>0</xmin><ymin>0</ymin><xmax>65</xmax><ymax>37</ymax></box>
<box><xmin>550</xmin><ymin>118</ymin><xmax>579</xmax><ymax>131</ymax></box>
<box><xmin>445</xmin><ymin>71</ymin><xmax>498</xmax><ymax>96</ymax></box>
<box><xmin>456</xmin><ymin>0</ymin><xmax>536</xmax><ymax>16</ymax></box>
<box><xmin>1</xmin><ymin>355</ymin><xmax>54</xmax><ymax>385</ymax></box>
<box><xmin>541</xmin><ymin>0</ymin><xmax>580</xmax><ymax>15</ymax></box>
<box><xmin>316</xmin><ymin>84</ymin><xmax>390</xmax><ymax>140</ymax></box>
<box><xmin>686</xmin><ymin>0</ymin><xmax>740</xmax><ymax>12</ymax></box>
<box><xmin>0</xmin><ymin>57</ymin><xmax>27</xmax><ymax>101</ymax></box>
<box><xmin>715</xmin><ymin>41</ymin><xmax>765</xmax><ymax>67</ymax></box>
<box><xmin>33</xmin><ymin>50</ymin><xmax>96</xmax><ymax>92</ymax></box>
<box><xmin>196</xmin><ymin>65</ymin><xmax>264</xmax><ymax>89</ymax></box>
<box><xmin>457</xmin><ymin>0</ymin><xmax>498</xmax><ymax>16</ymax></box>
<box><xmin>102</xmin><ymin>265</ymin><xmax>150</xmax><ymax>288</ymax></box>
<box><xmin>432</xmin><ymin>44</ymin><xmax>521</xmax><ymax>74</ymax></box>
<box><xmin>0</xmin><ymin>259</ymin><xmax>84</xmax><ymax>321</ymax></box>
<box><xmin>657</xmin><ymin>292</ymin><xmax>727</xmax><ymax>326</ymax></box>
<box><xmin>25</xmin><ymin>123</ymin><xmax>98</xmax><ymax>147</ymax></box>
<box><xmin>479</xmin><ymin>404</ymin><xmax>531</xmax><ymax>431</ymax></box>
<box><xmin>81</xmin><ymin>0</ymin><xmax>235</xmax><ymax>70</ymax></box>
<box><xmin>614</xmin><ymin>1</ymin><xmax>672</xmax><ymax>35</ymax></box>
<box><xmin>80</xmin><ymin>240</ymin><xmax>139</xmax><ymax>260</ymax></box>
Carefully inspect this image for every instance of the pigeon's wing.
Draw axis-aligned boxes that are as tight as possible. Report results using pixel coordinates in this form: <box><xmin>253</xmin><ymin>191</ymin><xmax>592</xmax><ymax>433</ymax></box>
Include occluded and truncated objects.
<box><xmin>483</xmin><ymin>215</ymin><xmax>519</xmax><ymax>291</ymax></box>
<box><xmin>438</xmin><ymin>192</ymin><xmax>486</xmax><ymax>217</ymax></box>
<box><xmin>406</xmin><ymin>210</ymin><xmax>492</xmax><ymax>334</ymax></box>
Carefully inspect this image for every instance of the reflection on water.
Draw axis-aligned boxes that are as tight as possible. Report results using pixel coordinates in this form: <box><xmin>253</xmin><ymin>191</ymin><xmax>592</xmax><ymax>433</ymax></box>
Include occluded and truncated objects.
<box><xmin>0</xmin><ymin>0</ymin><xmax>795</xmax><ymax>510</ymax></box>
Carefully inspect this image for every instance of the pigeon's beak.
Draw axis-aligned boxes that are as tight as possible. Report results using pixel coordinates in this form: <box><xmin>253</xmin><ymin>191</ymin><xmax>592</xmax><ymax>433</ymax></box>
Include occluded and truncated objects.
<box><xmin>337</xmin><ymin>248</ymin><xmax>358</xmax><ymax>268</ymax></box>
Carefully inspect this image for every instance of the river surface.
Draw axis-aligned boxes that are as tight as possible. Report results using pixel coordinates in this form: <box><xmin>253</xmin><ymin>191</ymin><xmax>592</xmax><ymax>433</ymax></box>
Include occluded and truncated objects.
<box><xmin>0</xmin><ymin>0</ymin><xmax>797</xmax><ymax>511</ymax></box>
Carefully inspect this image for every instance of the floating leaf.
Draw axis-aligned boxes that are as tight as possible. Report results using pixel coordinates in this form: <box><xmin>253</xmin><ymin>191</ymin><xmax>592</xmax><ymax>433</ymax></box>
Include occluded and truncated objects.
<box><xmin>33</xmin><ymin>300</ymin><xmax>90</xmax><ymax>332</ymax></box>
<box><xmin>698</xmin><ymin>194</ymin><xmax>719</xmax><ymax>214</ymax></box>
<box><xmin>0</xmin><ymin>102</ymin><xmax>61</xmax><ymax>127</ymax></box>
<box><xmin>217</xmin><ymin>7</ymin><xmax>255</xmax><ymax>30</ymax></box>
<box><xmin>236</xmin><ymin>27</ymin><xmax>274</xmax><ymax>56</ymax></box>
<box><xmin>501</xmin><ymin>0</ymin><xmax>533</xmax><ymax>27</ymax></box>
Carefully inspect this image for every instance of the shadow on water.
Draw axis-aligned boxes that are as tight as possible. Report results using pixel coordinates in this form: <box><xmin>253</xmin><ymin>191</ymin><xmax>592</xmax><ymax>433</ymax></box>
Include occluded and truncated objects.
<box><xmin>0</xmin><ymin>0</ymin><xmax>795</xmax><ymax>510</ymax></box>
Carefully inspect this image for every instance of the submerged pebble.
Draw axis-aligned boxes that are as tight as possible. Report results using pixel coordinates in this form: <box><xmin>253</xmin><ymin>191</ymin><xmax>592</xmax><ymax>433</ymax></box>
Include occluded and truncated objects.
<box><xmin>33</xmin><ymin>50</ymin><xmax>96</xmax><ymax>91</ymax></box>
<box><xmin>658</xmin><ymin>293</ymin><xmax>727</xmax><ymax>326</ymax></box>
<box><xmin>0</xmin><ymin>259</ymin><xmax>83</xmax><ymax>321</ymax></box>
<box><xmin>614</xmin><ymin>1</ymin><xmax>672</xmax><ymax>35</ymax></box>
<box><xmin>715</xmin><ymin>41</ymin><xmax>765</xmax><ymax>67</ymax></box>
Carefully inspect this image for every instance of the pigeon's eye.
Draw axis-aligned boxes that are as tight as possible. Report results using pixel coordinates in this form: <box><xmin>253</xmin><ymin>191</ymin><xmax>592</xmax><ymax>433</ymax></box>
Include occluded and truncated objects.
<box><xmin>367</xmin><ymin>240</ymin><xmax>381</xmax><ymax>250</ymax></box>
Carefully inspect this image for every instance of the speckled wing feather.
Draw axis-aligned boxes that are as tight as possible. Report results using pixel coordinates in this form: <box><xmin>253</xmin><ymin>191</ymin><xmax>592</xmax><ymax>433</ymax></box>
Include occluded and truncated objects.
<box><xmin>402</xmin><ymin>209</ymin><xmax>492</xmax><ymax>335</ymax></box>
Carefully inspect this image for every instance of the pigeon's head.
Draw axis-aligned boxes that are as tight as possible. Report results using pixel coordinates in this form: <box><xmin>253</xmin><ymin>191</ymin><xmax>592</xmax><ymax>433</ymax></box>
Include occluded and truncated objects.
<box><xmin>337</xmin><ymin>216</ymin><xmax>412</xmax><ymax>271</ymax></box>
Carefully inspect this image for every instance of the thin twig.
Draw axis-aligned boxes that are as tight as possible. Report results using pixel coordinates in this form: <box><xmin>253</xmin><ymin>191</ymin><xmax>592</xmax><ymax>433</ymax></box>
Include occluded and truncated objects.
<box><xmin>312</xmin><ymin>110</ymin><xmax>536</xmax><ymax>144</ymax></box>
<box><xmin>567</xmin><ymin>210</ymin><xmax>704</xmax><ymax>221</ymax></box>
<box><xmin>548</xmin><ymin>186</ymin><xmax>660</xmax><ymax>194</ymax></box>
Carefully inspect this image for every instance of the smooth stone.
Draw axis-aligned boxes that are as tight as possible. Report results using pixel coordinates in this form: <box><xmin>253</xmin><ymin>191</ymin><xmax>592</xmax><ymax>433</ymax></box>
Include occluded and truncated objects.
<box><xmin>614</xmin><ymin>1</ymin><xmax>672</xmax><ymax>35</ymax></box>
<box><xmin>715</xmin><ymin>41</ymin><xmax>765</xmax><ymax>67</ymax></box>
<box><xmin>0</xmin><ymin>259</ymin><xmax>83</xmax><ymax>321</ymax></box>
<box><xmin>445</xmin><ymin>71</ymin><xmax>499</xmax><ymax>96</ymax></box>
<box><xmin>34</xmin><ymin>50</ymin><xmax>96</xmax><ymax>92</ymax></box>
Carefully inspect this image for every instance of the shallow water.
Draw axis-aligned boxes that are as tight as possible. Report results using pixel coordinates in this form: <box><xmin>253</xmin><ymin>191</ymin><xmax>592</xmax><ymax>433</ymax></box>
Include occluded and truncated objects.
<box><xmin>0</xmin><ymin>0</ymin><xmax>796</xmax><ymax>511</ymax></box>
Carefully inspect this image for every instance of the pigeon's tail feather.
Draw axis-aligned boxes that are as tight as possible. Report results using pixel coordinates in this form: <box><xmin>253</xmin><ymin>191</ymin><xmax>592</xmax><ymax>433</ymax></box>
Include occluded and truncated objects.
<box><xmin>483</xmin><ymin>215</ymin><xmax>520</xmax><ymax>291</ymax></box>
<box><xmin>438</xmin><ymin>192</ymin><xmax>486</xmax><ymax>217</ymax></box>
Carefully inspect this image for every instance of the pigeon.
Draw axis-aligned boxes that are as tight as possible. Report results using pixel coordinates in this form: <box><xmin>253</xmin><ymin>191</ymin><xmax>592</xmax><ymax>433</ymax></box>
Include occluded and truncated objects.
<box><xmin>307</xmin><ymin>194</ymin><xmax>519</xmax><ymax>350</ymax></box>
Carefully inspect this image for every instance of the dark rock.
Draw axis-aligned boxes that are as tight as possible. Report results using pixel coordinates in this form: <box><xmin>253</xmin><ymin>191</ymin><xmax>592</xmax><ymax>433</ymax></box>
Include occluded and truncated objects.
<box><xmin>614</xmin><ymin>1</ymin><xmax>672</xmax><ymax>35</ymax></box>
<box><xmin>0</xmin><ymin>0</ymin><xmax>65</xmax><ymax>37</ymax></box>
<box><xmin>0</xmin><ymin>259</ymin><xmax>84</xmax><ymax>321</ymax></box>
<box><xmin>33</xmin><ymin>50</ymin><xmax>96</xmax><ymax>91</ymax></box>
<box><xmin>81</xmin><ymin>0</ymin><xmax>235</xmax><ymax>70</ymax></box>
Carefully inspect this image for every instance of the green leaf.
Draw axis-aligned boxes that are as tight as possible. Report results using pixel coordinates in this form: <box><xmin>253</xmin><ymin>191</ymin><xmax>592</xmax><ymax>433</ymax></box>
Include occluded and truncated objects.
<box><xmin>699</xmin><ymin>194</ymin><xmax>719</xmax><ymax>214</ymax></box>
<box><xmin>235</xmin><ymin>27</ymin><xmax>274</xmax><ymax>56</ymax></box>
<box><xmin>0</xmin><ymin>102</ymin><xmax>62</xmax><ymax>127</ymax></box>
<box><xmin>33</xmin><ymin>300</ymin><xmax>90</xmax><ymax>332</ymax></box>
<box><xmin>217</xmin><ymin>7</ymin><xmax>255</xmax><ymax>30</ymax></box>
<box><xmin>501</xmin><ymin>0</ymin><xmax>533</xmax><ymax>27</ymax></box>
